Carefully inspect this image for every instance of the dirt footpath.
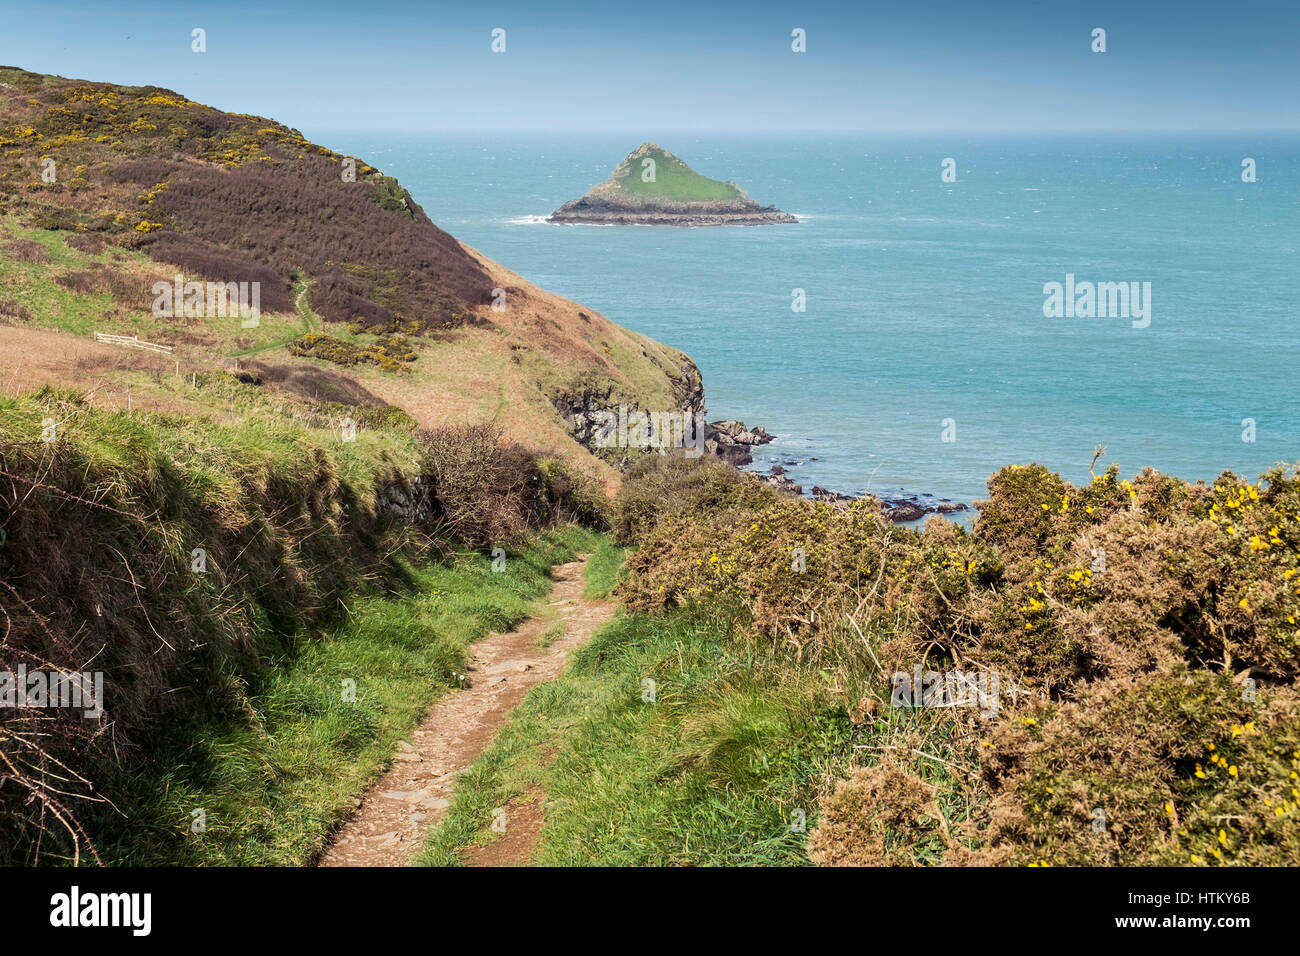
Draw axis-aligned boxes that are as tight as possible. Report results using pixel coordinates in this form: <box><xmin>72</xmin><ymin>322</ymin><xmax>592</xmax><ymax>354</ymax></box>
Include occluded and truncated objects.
<box><xmin>317</xmin><ymin>556</ymin><xmax>612</xmax><ymax>867</ymax></box>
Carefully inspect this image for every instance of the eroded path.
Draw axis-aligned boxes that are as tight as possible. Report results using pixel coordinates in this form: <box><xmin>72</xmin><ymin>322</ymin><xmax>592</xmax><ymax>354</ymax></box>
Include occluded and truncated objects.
<box><xmin>318</xmin><ymin>556</ymin><xmax>612</xmax><ymax>867</ymax></box>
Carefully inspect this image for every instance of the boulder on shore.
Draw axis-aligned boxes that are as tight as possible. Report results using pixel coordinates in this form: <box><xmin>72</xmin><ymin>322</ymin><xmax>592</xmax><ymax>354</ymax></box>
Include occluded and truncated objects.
<box><xmin>705</xmin><ymin>419</ymin><xmax>774</xmax><ymax>466</ymax></box>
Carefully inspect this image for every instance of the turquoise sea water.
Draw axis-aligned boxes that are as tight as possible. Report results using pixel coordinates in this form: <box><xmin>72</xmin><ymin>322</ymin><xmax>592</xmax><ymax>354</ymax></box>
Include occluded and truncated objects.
<box><xmin>317</xmin><ymin>131</ymin><xmax>1299</xmax><ymax>504</ymax></box>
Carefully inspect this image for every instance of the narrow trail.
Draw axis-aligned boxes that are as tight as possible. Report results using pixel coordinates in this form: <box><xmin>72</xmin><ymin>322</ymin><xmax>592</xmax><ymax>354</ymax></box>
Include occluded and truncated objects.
<box><xmin>318</xmin><ymin>555</ymin><xmax>613</xmax><ymax>867</ymax></box>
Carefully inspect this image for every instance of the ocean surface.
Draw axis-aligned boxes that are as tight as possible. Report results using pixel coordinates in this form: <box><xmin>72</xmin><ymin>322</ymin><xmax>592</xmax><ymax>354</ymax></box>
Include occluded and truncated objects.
<box><xmin>314</xmin><ymin>131</ymin><xmax>1300</xmax><ymax>505</ymax></box>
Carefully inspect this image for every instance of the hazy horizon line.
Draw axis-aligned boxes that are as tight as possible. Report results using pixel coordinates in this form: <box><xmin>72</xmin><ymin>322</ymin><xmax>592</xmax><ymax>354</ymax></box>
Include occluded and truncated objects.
<box><xmin>305</xmin><ymin>127</ymin><xmax>1300</xmax><ymax>136</ymax></box>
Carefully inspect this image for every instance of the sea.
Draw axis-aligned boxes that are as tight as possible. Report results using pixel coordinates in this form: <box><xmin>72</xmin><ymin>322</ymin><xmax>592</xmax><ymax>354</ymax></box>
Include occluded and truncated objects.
<box><xmin>312</xmin><ymin>131</ymin><xmax>1300</xmax><ymax>506</ymax></box>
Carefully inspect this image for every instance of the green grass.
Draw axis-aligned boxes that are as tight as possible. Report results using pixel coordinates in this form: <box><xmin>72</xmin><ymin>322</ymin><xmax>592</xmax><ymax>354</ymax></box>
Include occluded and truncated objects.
<box><xmin>415</xmin><ymin>604</ymin><xmax>876</xmax><ymax>867</ymax></box>
<box><xmin>0</xmin><ymin>382</ymin><xmax>609</xmax><ymax>865</ymax></box>
<box><xmin>582</xmin><ymin>535</ymin><xmax>629</xmax><ymax>599</ymax></box>
<box><xmin>93</xmin><ymin>524</ymin><xmax>604</xmax><ymax>866</ymax></box>
<box><xmin>0</xmin><ymin>214</ymin><xmax>304</xmax><ymax>347</ymax></box>
<box><xmin>0</xmin><ymin>219</ymin><xmax>127</xmax><ymax>333</ymax></box>
<box><xmin>226</xmin><ymin>275</ymin><xmax>319</xmax><ymax>357</ymax></box>
<box><xmin>611</xmin><ymin>146</ymin><xmax>743</xmax><ymax>202</ymax></box>
<box><xmin>536</xmin><ymin>619</ymin><xmax>568</xmax><ymax>648</ymax></box>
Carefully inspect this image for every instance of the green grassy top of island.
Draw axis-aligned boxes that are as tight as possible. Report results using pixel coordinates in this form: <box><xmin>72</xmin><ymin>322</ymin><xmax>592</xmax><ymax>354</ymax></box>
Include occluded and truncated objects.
<box><xmin>593</xmin><ymin>143</ymin><xmax>746</xmax><ymax>202</ymax></box>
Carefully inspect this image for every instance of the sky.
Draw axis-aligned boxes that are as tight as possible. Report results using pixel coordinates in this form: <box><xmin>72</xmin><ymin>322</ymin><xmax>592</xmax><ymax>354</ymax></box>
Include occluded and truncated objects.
<box><xmin>1</xmin><ymin>0</ymin><xmax>1297</xmax><ymax>134</ymax></box>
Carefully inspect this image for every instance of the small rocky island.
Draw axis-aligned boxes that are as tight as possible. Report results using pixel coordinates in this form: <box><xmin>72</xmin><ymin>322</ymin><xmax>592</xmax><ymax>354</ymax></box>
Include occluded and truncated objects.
<box><xmin>549</xmin><ymin>142</ymin><xmax>796</xmax><ymax>227</ymax></box>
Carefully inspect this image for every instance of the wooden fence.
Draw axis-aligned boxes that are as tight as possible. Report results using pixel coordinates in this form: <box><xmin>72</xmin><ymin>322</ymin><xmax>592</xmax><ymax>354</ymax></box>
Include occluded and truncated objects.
<box><xmin>93</xmin><ymin>332</ymin><xmax>173</xmax><ymax>354</ymax></box>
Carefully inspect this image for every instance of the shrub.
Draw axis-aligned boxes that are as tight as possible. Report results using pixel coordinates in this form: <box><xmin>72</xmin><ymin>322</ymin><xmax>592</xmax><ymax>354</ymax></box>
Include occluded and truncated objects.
<box><xmin>63</xmin><ymin>231</ymin><xmax>106</xmax><ymax>255</ymax></box>
<box><xmin>808</xmin><ymin>757</ymin><xmax>950</xmax><ymax>866</ymax></box>
<box><xmin>25</xmin><ymin>205</ymin><xmax>86</xmax><ymax>230</ymax></box>
<box><xmin>537</xmin><ymin>456</ymin><xmax>611</xmax><ymax>530</ymax></box>
<box><xmin>52</xmin><ymin>263</ymin><xmax>156</xmax><ymax>311</ymax></box>
<box><xmin>417</xmin><ymin>424</ymin><xmax>609</xmax><ymax>547</ymax></box>
<box><xmin>287</xmin><ymin>331</ymin><xmax>416</xmax><ymax>372</ymax></box>
<box><xmin>372</xmin><ymin>175</ymin><xmax>413</xmax><ymax>217</ymax></box>
<box><xmin>613</xmin><ymin>451</ymin><xmax>778</xmax><ymax>544</ymax></box>
<box><xmin>0</xmin><ymin>298</ymin><xmax>34</xmax><ymax>321</ymax></box>
<box><xmin>143</xmin><ymin>237</ymin><xmax>292</xmax><ymax>313</ymax></box>
<box><xmin>970</xmin><ymin>672</ymin><xmax>1300</xmax><ymax>866</ymax></box>
<box><xmin>5</xmin><ymin>237</ymin><xmax>51</xmax><ymax>263</ymax></box>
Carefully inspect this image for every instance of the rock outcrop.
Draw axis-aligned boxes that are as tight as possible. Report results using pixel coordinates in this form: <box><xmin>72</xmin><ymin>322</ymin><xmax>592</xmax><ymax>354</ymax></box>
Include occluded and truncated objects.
<box><xmin>554</xmin><ymin>359</ymin><xmax>783</xmax><ymax>473</ymax></box>
<box><xmin>549</xmin><ymin>143</ymin><xmax>796</xmax><ymax>227</ymax></box>
<box><xmin>552</xmin><ymin>356</ymin><xmax>708</xmax><ymax>468</ymax></box>
<box><xmin>704</xmin><ymin>419</ymin><xmax>774</xmax><ymax>466</ymax></box>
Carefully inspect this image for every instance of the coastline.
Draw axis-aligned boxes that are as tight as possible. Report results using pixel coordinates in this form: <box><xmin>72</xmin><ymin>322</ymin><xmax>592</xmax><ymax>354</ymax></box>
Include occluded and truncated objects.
<box><xmin>733</xmin><ymin>427</ymin><xmax>973</xmax><ymax>523</ymax></box>
<box><xmin>704</xmin><ymin>417</ymin><xmax>975</xmax><ymax>523</ymax></box>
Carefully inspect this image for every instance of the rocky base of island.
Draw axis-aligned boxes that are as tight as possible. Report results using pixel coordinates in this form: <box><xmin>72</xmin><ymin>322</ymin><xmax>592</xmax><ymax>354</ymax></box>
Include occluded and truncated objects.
<box><xmin>548</xmin><ymin>198</ymin><xmax>797</xmax><ymax>227</ymax></box>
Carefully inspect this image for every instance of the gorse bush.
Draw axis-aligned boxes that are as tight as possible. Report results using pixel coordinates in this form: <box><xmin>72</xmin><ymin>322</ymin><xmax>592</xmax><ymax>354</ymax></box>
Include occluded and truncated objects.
<box><xmin>614</xmin><ymin>455</ymin><xmax>1300</xmax><ymax>865</ymax></box>
<box><xmin>612</xmin><ymin>451</ymin><xmax>777</xmax><ymax>545</ymax></box>
<box><xmin>288</xmin><ymin>331</ymin><xmax>417</xmax><ymax>372</ymax></box>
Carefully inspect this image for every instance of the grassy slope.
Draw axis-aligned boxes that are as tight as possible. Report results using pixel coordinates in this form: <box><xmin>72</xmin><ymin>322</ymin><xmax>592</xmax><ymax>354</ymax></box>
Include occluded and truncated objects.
<box><xmin>0</xmin><ymin>215</ymin><xmax>304</xmax><ymax>348</ymax></box>
<box><xmin>416</xmin><ymin>595</ymin><xmax>969</xmax><ymax>867</ymax></box>
<box><xmin>0</xmin><ymin>381</ymin><xmax>421</xmax><ymax>863</ymax></box>
<box><xmin>0</xmin><ymin>213</ymin><xmax>693</xmax><ymax>490</ymax></box>
<box><xmin>345</xmin><ymin>245</ymin><xmax>697</xmax><ymax>483</ymax></box>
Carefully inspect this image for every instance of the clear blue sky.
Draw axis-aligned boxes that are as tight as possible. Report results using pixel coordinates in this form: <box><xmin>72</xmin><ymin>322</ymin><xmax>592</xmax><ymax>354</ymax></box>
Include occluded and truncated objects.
<box><xmin>2</xmin><ymin>0</ymin><xmax>1296</xmax><ymax>133</ymax></box>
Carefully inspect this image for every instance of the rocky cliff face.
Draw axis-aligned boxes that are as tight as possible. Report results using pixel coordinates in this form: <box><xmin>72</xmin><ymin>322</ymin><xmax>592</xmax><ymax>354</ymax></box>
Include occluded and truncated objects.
<box><xmin>553</xmin><ymin>356</ymin><xmax>777</xmax><ymax>471</ymax></box>
<box><xmin>553</xmin><ymin>355</ymin><xmax>704</xmax><ymax>457</ymax></box>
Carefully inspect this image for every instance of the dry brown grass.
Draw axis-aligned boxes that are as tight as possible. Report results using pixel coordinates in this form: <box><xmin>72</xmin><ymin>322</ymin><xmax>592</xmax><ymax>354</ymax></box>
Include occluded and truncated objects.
<box><xmin>808</xmin><ymin>756</ymin><xmax>950</xmax><ymax>866</ymax></box>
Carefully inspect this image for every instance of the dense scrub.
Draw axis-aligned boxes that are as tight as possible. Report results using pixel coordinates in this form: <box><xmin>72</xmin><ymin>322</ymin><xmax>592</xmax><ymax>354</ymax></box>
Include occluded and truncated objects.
<box><xmin>0</xmin><ymin>66</ymin><xmax>491</xmax><ymax>335</ymax></box>
<box><xmin>613</xmin><ymin>454</ymin><xmax>1300</xmax><ymax>865</ymax></box>
<box><xmin>417</xmin><ymin>424</ymin><xmax>609</xmax><ymax>547</ymax></box>
<box><xmin>0</xmin><ymin>389</ymin><xmax>604</xmax><ymax>864</ymax></box>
